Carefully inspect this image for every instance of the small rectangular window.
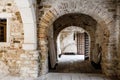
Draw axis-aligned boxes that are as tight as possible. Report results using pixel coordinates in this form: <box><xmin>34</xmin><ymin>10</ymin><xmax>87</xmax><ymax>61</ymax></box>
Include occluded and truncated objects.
<box><xmin>0</xmin><ymin>19</ymin><xmax>6</xmax><ymax>42</ymax></box>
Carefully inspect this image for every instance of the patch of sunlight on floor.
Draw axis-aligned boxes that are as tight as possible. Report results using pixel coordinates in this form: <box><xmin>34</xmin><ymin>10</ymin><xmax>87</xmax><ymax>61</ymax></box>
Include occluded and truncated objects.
<box><xmin>58</xmin><ymin>55</ymin><xmax>84</xmax><ymax>62</ymax></box>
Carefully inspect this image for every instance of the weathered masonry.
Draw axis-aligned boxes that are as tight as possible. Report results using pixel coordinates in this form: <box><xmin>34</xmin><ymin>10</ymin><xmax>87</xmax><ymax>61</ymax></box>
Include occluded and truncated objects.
<box><xmin>0</xmin><ymin>0</ymin><xmax>120</xmax><ymax>79</ymax></box>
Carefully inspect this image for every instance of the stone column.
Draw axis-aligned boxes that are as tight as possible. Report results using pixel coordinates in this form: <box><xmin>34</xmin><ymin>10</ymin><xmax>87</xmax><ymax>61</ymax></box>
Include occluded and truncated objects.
<box><xmin>15</xmin><ymin>0</ymin><xmax>37</xmax><ymax>50</ymax></box>
<box><xmin>15</xmin><ymin>0</ymin><xmax>39</xmax><ymax>78</ymax></box>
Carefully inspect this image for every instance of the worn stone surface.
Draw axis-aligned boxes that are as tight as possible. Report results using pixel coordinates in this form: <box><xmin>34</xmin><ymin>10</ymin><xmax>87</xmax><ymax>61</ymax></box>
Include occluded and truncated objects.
<box><xmin>0</xmin><ymin>0</ymin><xmax>39</xmax><ymax>78</ymax></box>
<box><xmin>0</xmin><ymin>0</ymin><xmax>119</xmax><ymax>79</ymax></box>
<box><xmin>0</xmin><ymin>73</ymin><xmax>112</xmax><ymax>80</ymax></box>
<box><xmin>0</xmin><ymin>0</ymin><xmax>24</xmax><ymax>76</ymax></box>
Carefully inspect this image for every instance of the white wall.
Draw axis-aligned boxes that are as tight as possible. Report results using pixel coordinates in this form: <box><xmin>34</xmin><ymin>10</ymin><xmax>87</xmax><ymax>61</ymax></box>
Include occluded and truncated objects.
<box><xmin>60</xmin><ymin>31</ymin><xmax>77</xmax><ymax>54</ymax></box>
<box><xmin>57</xmin><ymin>26</ymin><xmax>85</xmax><ymax>55</ymax></box>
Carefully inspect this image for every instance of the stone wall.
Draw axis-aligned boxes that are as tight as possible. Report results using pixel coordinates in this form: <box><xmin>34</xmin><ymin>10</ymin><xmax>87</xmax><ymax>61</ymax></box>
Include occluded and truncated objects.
<box><xmin>58</xmin><ymin>27</ymin><xmax>85</xmax><ymax>55</ymax></box>
<box><xmin>0</xmin><ymin>0</ymin><xmax>39</xmax><ymax>78</ymax></box>
<box><xmin>0</xmin><ymin>0</ymin><xmax>23</xmax><ymax>76</ymax></box>
<box><xmin>60</xmin><ymin>31</ymin><xmax>77</xmax><ymax>54</ymax></box>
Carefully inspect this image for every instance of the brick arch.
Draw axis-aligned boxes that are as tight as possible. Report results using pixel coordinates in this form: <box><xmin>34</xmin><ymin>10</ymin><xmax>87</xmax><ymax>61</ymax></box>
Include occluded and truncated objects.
<box><xmin>39</xmin><ymin>1</ymin><xmax>111</xmax><ymax>75</ymax></box>
<box><xmin>53</xmin><ymin>13</ymin><xmax>97</xmax><ymax>38</ymax></box>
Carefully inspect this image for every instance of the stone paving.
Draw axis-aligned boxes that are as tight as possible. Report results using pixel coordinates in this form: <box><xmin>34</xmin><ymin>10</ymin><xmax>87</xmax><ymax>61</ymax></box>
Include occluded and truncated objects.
<box><xmin>0</xmin><ymin>73</ymin><xmax>113</xmax><ymax>80</ymax></box>
<box><xmin>0</xmin><ymin>74</ymin><xmax>35</xmax><ymax>80</ymax></box>
<box><xmin>42</xmin><ymin>73</ymin><xmax>113</xmax><ymax>80</ymax></box>
<box><xmin>51</xmin><ymin>55</ymin><xmax>101</xmax><ymax>73</ymax></box>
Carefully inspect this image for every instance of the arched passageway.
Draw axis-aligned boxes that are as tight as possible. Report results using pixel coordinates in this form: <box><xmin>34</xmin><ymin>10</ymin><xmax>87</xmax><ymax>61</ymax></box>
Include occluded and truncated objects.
<box><xmin>39</xmin><ymin>11</ymin><xmax>110</xmax><ymax>76</ymax></box>
<box><xmin>53</xmin><ymin>13</ymin><xmax>96</xmax><ymax>61</ymax></box>
<box><xmin>49</xmin><ymin>26</ymin><xmax>98</xmax><ymax>73</ymax></box>
<box><xmin>0</xmin><ymin>0</ymin><xmax>119</xmax><ymax>79</ymax></box>
<box><xmin>47</xmin><ymin>13</ymin><xmax>107</xmax><ymax>73</ymax></box>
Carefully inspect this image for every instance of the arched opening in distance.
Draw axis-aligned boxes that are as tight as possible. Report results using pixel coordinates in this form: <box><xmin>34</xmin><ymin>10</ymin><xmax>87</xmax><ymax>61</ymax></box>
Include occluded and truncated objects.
<box><xmin>47</xmin><ymin>13</ymin><xmax>108</xmax><ymax>73</ymax></box>
<box><xmin>56</xmin><ymin>26</ymin><xmax>90</xmax><ymax>60</ymax></box>
<box><xmin>49</xmin><ymin>26</ymin><xmax>92</xmax><ymax>73</ymax></box>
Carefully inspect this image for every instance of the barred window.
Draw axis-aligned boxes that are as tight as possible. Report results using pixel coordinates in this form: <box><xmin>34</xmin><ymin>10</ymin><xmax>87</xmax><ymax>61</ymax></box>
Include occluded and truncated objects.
<box><xmin>0</xmin><ymin>19</ymin><xmax>6</xmax><ymax>42</ymax></box>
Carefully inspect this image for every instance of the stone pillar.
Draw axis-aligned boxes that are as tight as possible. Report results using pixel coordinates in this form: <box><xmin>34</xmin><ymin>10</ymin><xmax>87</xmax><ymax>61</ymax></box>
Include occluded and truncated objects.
<box><xmin>15</xmin><ymin>0</ymin><xmax>37</xmax><ymax>50</ymax></box>
<box><xmin>15</xmin><ymin>0</ymin><xmax>39</xmax><ymax>78</ymax></box>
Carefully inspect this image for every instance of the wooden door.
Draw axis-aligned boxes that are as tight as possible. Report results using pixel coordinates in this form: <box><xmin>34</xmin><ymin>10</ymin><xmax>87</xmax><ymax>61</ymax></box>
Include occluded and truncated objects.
<box><xmin>76</xmin><ymin>33</ymin><xmax>85</xmax><ymax>55</ymax></box>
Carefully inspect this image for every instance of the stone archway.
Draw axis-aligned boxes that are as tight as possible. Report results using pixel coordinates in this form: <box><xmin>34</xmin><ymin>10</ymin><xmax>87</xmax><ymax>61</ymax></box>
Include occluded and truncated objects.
<box><xmin>38</xmin><ymin>0</ymin><xmax>112</xmax><ymax>76</ymax></box>
<box><xmin>15</xmin><ymin>0</ymin><xmax>37</xmax><ymax>50</ymax></box>
<box><xmin>53</xmin><ymin>13</ymin><xmax>97</xmax><ymax>62</ymax></box>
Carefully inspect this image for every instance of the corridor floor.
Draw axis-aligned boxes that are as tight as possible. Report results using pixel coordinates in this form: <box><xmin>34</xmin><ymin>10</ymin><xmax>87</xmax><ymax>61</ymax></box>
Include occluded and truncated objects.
<box><xmin>0</xmin><ymin>73</ymin><xmax>113</xmax><ymax>80</ymax></box>
<box><xmin>39</xmin><ymin>73</ymin><xmax>112</xmax><ymax>80</ymax></box>
<box><xmin>51</xmin><ymin>55</ymin><xmax>101</xmax><ymax>73</ymax></box>
<box><xmin>41</xmin><ymin>55</ymin><xmax>114</xmax><ymax>80</ymax></box>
